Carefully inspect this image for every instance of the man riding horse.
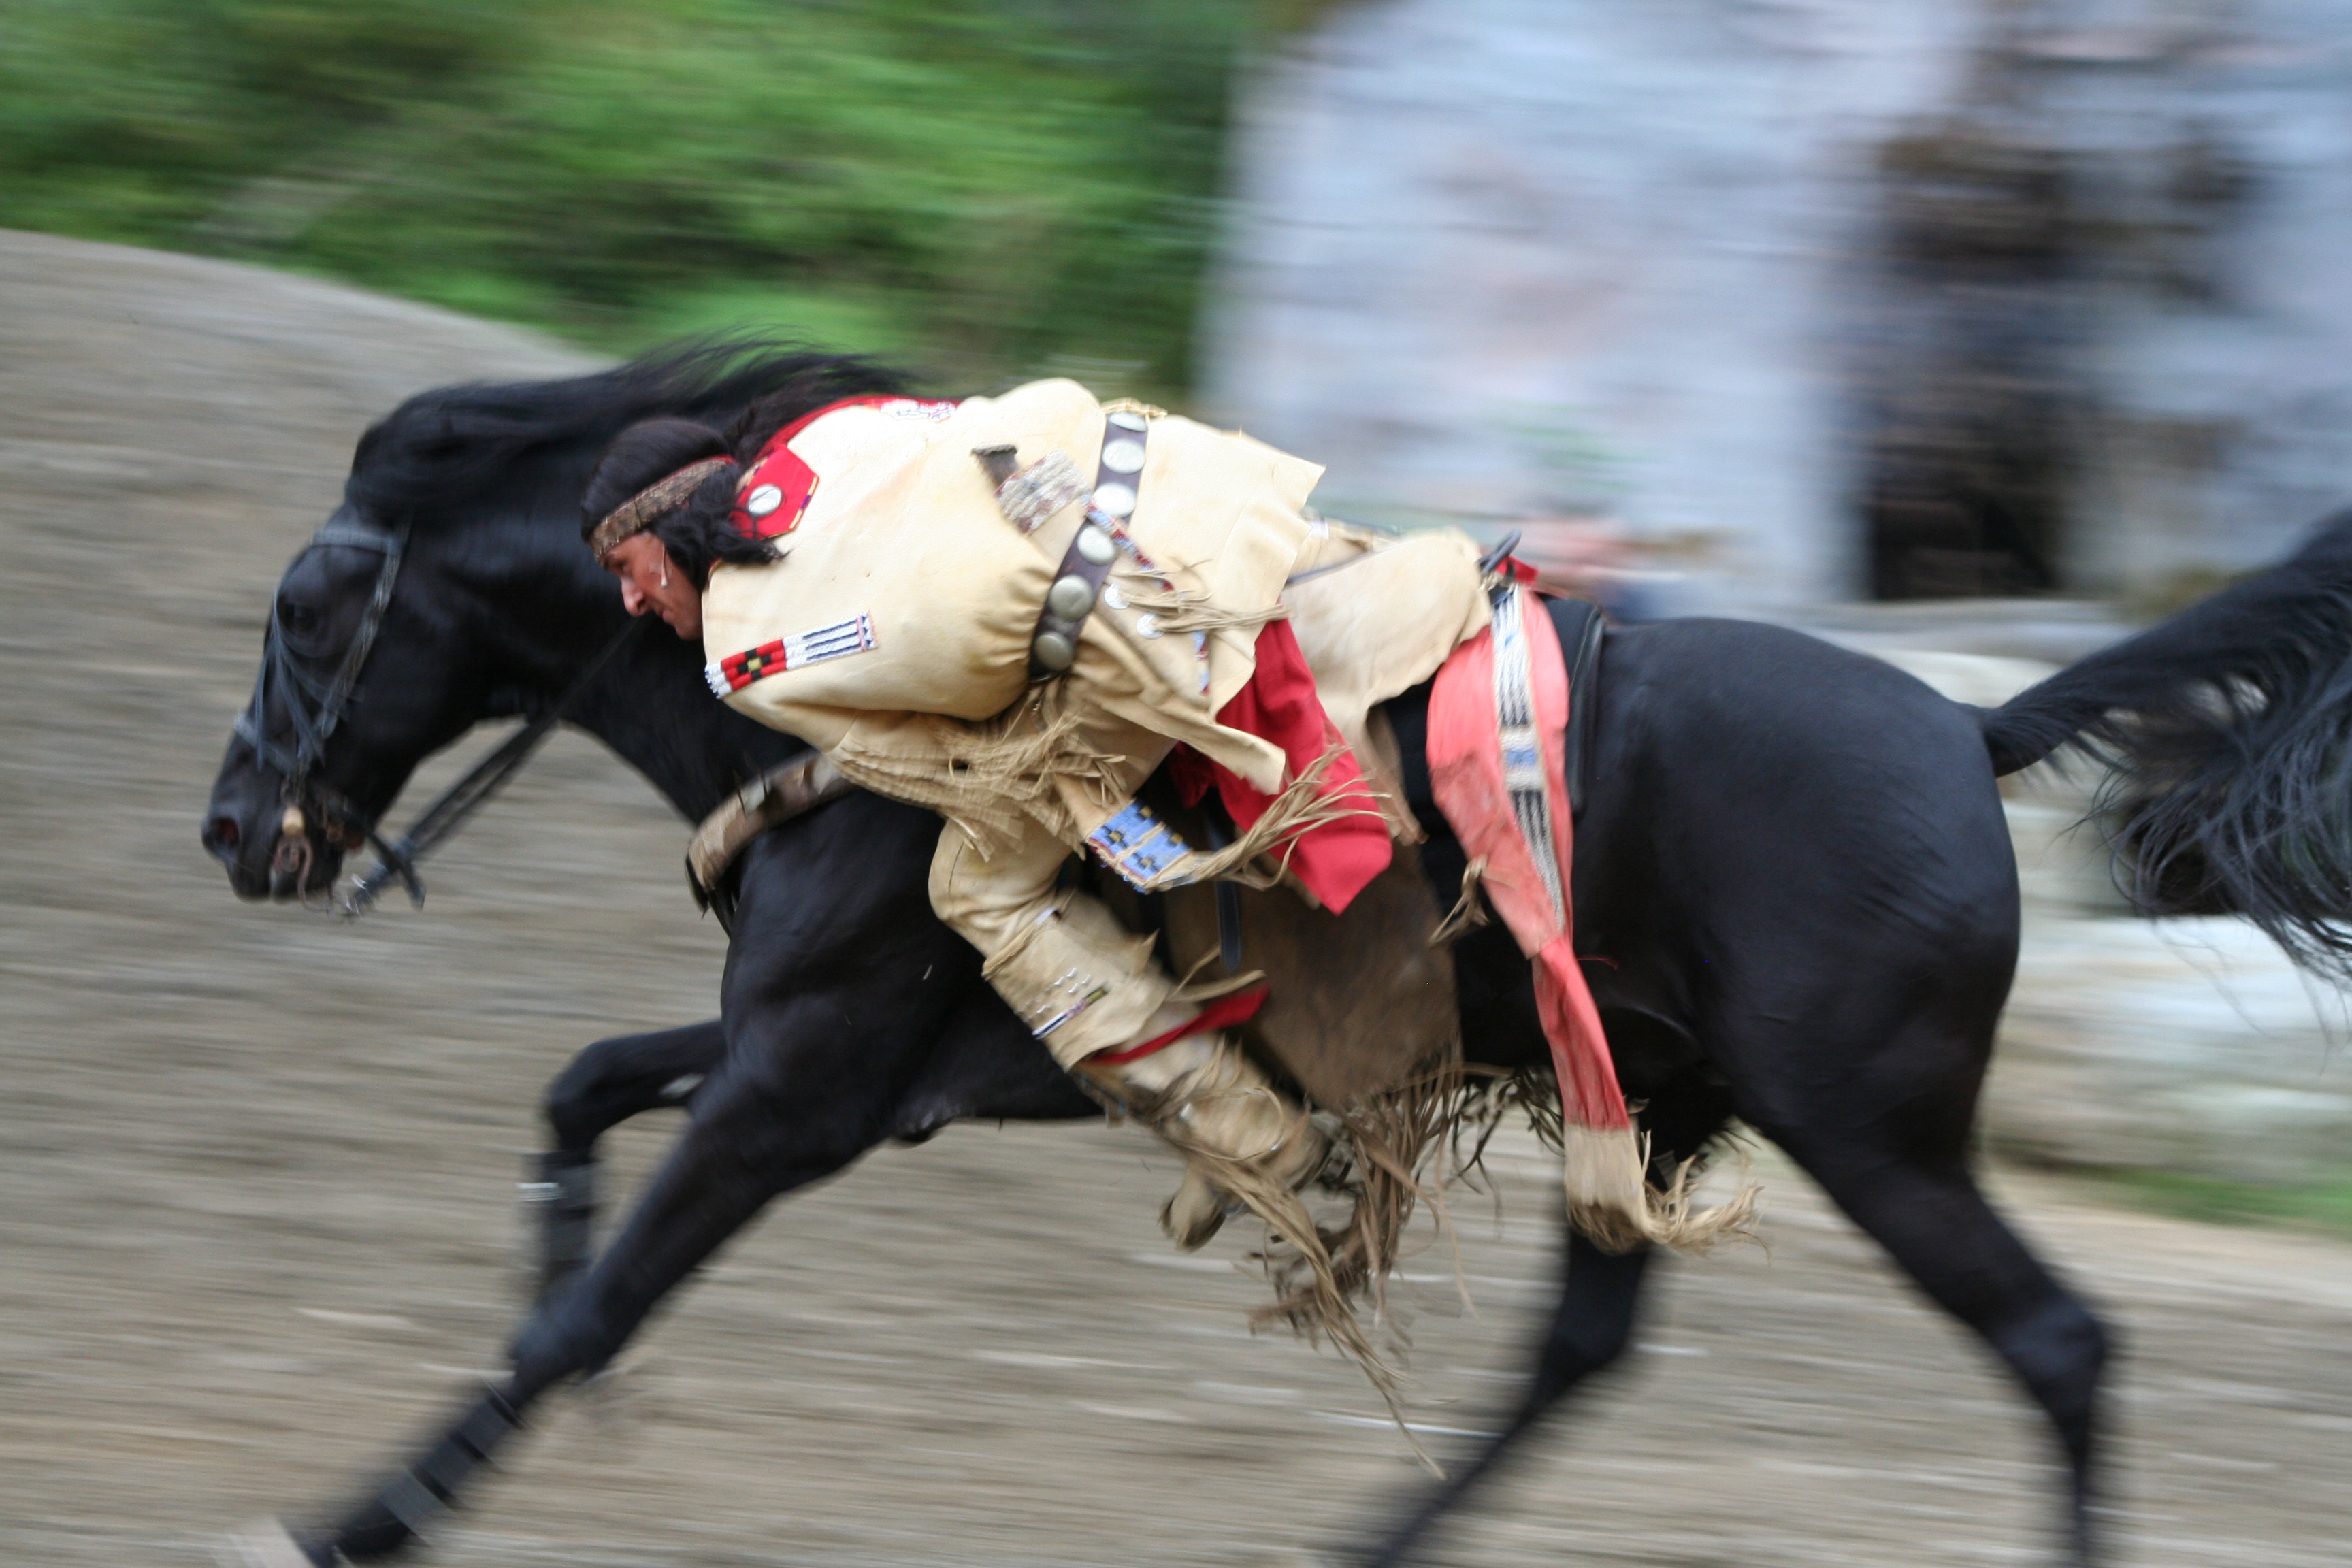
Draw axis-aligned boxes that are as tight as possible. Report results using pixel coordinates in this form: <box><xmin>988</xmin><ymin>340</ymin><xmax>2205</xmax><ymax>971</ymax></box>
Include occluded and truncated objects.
<box><xmin>581</xmin><ymin>378</ymin><xmax>1490</xmax><ymax>1247</ymax></box>
<box><xmin>218</xmin><ymin>342</ymin><xmax>2352</xmax><ymax>1565</ymax></box>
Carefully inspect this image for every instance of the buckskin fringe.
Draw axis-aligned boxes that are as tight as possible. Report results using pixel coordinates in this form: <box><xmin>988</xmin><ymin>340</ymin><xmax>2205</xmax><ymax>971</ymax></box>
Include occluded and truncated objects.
<box><xmin>1442</xmin><ymin>1067</ymin><xmax>1761</xmax><ymax>1256</ymax></box>
<box><xmin>1164</xmin><ymin>741</ymin><xmax>1390</xmax><ymax>900</ymax></box>
<box><xmin>1120</xmin><ymin>584</ymin><xmax>1290</xmax><ymax>638</ymax></box>
<box><xmin>1288</xmin><ymin>1058</ymin><xmax>1471</xmax><ymax>1329</ymax></box>
<box><xmin>1139</xmin><ymin>1059</ymin><xmax>1752</xmax><ymax>1457</ymax></box>
<box><xmin>828</xmin><ymin>707</ymin><xmax>1120</xmax><ymax>856</ymax></box>
<box><xmin>1561</xmin><ymin>1124</ymin><xmax>1761</xmax><ymax>1256</ymax></box>
<box><xmin>1147</xmin><ymin>1059</ymin><xmax>1465</xmax><ymax>1469</ymax></box>
<box><xmin>1445</xmin><ymin>1063</ymin><xmax>1562</xmax><ymax>1182</ymax></box>
<box><xmin>1427</xmin><ymin>855</ymin><xmax>1490</xmax><ymax>947</ymax></box>
<box><xmin>832</xmin><ymin>717</ymin><xmax>1382</xmax><ymax>885</ymax></box>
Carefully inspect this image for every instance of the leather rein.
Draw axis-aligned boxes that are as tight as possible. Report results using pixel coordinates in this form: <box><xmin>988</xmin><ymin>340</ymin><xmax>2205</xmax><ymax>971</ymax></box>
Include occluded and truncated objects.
<box><xmin>237</xmin><ymin>513</ymin><xmax>644</xmax><ymax>916</ymax></box>
<box><xmin>342</xmin><ymin>618</ymin><xmax>647</xmax><ymax>915</ymax></box>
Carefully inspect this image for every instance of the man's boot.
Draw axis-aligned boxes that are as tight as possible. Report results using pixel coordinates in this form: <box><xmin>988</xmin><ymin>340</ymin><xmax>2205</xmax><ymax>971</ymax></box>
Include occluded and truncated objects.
<box><xmin>1083</xmin><ymin>1029</ymin><xmax>1328</xmax><ymax>1249</ymax></box>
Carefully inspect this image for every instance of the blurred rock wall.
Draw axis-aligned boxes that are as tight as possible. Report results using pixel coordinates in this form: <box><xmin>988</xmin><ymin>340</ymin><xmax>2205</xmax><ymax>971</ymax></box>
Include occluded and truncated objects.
<box><xmin>1205</xmin><ymin>0</ymin><xmax>2352</xmax><ymax>610</ymax></box>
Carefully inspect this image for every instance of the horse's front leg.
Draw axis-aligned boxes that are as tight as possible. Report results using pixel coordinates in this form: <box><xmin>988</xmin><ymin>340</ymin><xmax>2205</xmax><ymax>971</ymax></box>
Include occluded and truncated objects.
<box><xmin>275</xmin><ymin>817</ymin><xmax>975</xmax><ymax>1563</ymax></box>
<box><xmin>287</xmin><ymin>1020</ymin><xmax>938</xmax><ymax>1561</ymax></box>
<box><xmin>523</xmin><ymin>1019</ymin><xmax>728</xmax><ymax>1302</ymax></box>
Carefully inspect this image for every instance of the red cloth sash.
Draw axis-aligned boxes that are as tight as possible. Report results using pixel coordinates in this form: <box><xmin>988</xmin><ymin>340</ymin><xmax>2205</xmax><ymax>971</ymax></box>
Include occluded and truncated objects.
<box><xmin>1166</xmin><ymin>619</ymin><xmax>1393</xmax><ymax>914</ymax></box>
<box><xmin>1426</xmin><ymin>589</ymin><xmax>1627</xmax><ymax>1132</ymax></box>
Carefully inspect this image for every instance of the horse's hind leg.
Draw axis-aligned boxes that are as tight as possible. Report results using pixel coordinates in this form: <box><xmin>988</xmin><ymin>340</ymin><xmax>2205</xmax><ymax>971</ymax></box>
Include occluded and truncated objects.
<box><xmin>524</xmin><ymin>1019</ymin><xmax>726</xmax><ymax>1301</ymax></box>
<box><xmin>1359</xmin><ymin>1072</ymin><xmax>1732</xmax><ymax>1567</ymax></box>
<box><xmin>1359</xmin><ymin>1231</ymin><xmax>1652</xmax><ymax>1567</ymax></box>
<box><xmin>1759</xmin><ymin>1039</ymin><xmax>2111</xmax><ymax>1565</ymax></box>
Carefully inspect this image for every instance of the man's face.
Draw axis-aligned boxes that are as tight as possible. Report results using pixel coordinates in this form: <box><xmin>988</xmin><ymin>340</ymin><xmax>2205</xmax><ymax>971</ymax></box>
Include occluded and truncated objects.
<box><xmin>604</xmin><ymin>532</ymin><xmax>702</xmax><ymax>640</ymax></box>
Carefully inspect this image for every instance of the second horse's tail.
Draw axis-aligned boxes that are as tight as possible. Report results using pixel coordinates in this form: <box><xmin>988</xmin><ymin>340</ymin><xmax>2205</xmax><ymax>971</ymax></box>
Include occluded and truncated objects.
<box><xmin>1980</xmin><ymin>507</ymin><xmax>2352</xmax><ymax>981</ymax></box>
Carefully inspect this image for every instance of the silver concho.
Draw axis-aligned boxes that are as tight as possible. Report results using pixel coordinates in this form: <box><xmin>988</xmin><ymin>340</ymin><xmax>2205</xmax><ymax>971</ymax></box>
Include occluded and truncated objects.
<box><xmin>1101</xmin><ymin>583</ymin><xmax>1127</xmax><ymax>610</ymax></box>
<box><xmin>1134</xmin><ymin>613</ymin><xmax>1164</xmax><ymax>640</ymax></box>
<box><xmin>1090</xmin><ymin>482</ymin><xmax>1136</xmax><ymax>519</ymax></box>
<box><xmin>743</xmin><ymin>483</ymin><xmax>784</xmax><ymax>517</ymax></box>
<box><xmin>1106</xmin><ymin>410</ymin><xmax>1148</xmax><ymax>432</ymax></box>
<box><xmin>1032</xmin><ymin>630</ymin><xmax>1077</xmax><ymax>672</ymax></box>
<box><xmin>1074</xmin><ymin>525</ymin><xmax>1117</xmax><ymax>566</ymax></box>
<box><xmin>1047</xmin><ymin>574</ymin><xmax>1096</xmax><ymax>619</ymax></box>
<box><xmin>1100</xmin><ymin>439</ymin><xmax>1146</xmax><ymax>475</ymax></box>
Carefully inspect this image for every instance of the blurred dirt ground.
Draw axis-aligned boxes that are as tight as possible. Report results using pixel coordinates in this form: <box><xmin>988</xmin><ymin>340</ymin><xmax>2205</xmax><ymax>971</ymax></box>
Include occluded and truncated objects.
<box><xmin>3</xmin><ymin>229</ymin><xmax>2350</xmax><ymax>1568</ymax></box>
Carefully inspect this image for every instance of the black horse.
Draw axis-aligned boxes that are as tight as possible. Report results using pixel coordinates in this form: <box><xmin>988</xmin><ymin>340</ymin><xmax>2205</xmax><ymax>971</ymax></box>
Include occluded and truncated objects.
<box><xmin>201</xmin><ymin>347</ymin><xmax>2352</xmax><ymax>1567</ymax></box>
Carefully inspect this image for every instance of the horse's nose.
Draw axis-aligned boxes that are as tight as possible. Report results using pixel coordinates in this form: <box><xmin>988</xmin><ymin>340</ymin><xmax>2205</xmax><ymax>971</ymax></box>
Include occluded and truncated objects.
<box><xmin>201</xmin><ymin>813</ymin><xmax>242</xmax><ymax>864</ymax></box>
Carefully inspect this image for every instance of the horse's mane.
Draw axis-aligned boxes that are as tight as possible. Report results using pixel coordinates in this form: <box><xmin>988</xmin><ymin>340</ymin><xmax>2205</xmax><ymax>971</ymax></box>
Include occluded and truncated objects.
<box><xmin>344</xmin><ymin>340</ymin><xmax>909</xmax><ymax>526</ymax></box>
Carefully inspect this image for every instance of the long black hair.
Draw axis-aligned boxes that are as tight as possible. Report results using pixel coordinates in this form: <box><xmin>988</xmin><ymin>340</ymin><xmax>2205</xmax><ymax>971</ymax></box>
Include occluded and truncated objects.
<box><xmin>579</xmin><ymin>350</ymin><xmax>911</xmax><ymax>586</ymax></box>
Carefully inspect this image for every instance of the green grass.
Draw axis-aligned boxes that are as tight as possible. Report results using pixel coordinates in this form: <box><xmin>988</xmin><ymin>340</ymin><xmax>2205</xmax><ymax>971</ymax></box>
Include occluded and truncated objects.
<box><xmin>2069</xmin><ymin>1164</ymin><xmax>2352</xmax><ymax>1239</ymax></box>
<box><xmin>0</xmin><ymin>0</ymin><xmax>1258</xmax><ymax>397</ymax></box>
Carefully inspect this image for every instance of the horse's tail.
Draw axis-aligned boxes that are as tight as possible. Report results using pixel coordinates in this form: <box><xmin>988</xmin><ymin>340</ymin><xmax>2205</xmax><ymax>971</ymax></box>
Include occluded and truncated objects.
<box><xmin>1980</xmin><ymin>506</ymin><xmax>2352</xmax><ymax>978</ymax></box>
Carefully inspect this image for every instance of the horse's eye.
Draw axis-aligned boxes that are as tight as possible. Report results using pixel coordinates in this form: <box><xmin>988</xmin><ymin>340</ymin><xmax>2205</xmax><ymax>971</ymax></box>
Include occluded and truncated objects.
<box><xmin>280</xmin><ymin>601</ymin><xmax>321</xmax><ymax>636</ymax></box>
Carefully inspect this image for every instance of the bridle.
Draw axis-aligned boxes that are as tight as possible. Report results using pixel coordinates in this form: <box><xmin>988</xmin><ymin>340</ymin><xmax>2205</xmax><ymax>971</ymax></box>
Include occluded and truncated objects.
<box><xmin>235</xmin><ymin>510</ymin><xmax>642</xmax><ymax>916</ymax></box>
<box><xmin>237</xmin><ymin>514</ymin><xmax>408</xmax><ymax>787</ymax></box>
<box><xmin>234</xmin><ymin>512</ymin><xmax>419</xmax><ymax>906</ymax></box>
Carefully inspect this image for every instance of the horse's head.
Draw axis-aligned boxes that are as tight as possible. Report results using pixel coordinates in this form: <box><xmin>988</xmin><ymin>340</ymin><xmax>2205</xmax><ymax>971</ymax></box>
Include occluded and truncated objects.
<box><xmin>201</xmin><ymin>501</ymin><xmax>542</xmax><ymax>901</ymax></box>
<box><xmin>200</xmin><ymin>344</ymin><xmax>900</xmax><ymax>902</ymax></box>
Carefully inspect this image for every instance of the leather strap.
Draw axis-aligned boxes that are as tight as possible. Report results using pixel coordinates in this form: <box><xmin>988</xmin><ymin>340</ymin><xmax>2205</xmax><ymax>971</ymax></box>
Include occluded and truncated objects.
<box><xmin>685</xmin><ymin>752</ymin><xmax>854</xmax><ymax>911</ymax></box>
<box><xmin>1026</xmin><ymin>409</ymin><xmax>1152</xmax><ymax>680</ymax></box>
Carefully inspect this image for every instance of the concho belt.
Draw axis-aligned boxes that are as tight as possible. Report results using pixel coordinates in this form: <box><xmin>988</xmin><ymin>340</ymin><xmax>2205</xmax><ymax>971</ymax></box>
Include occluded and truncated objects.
<box><xmin>974</xmin><ymin>410</ymin><xmax>1152</xmax><ymax>681</ymax></box>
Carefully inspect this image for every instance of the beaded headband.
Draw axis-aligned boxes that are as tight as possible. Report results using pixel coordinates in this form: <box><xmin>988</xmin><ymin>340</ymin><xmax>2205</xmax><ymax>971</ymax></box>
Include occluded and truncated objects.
<box><xmin>587</xmin><ymin>456</ymin><xmax>739</xmax><ymax>563</ymax></box>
